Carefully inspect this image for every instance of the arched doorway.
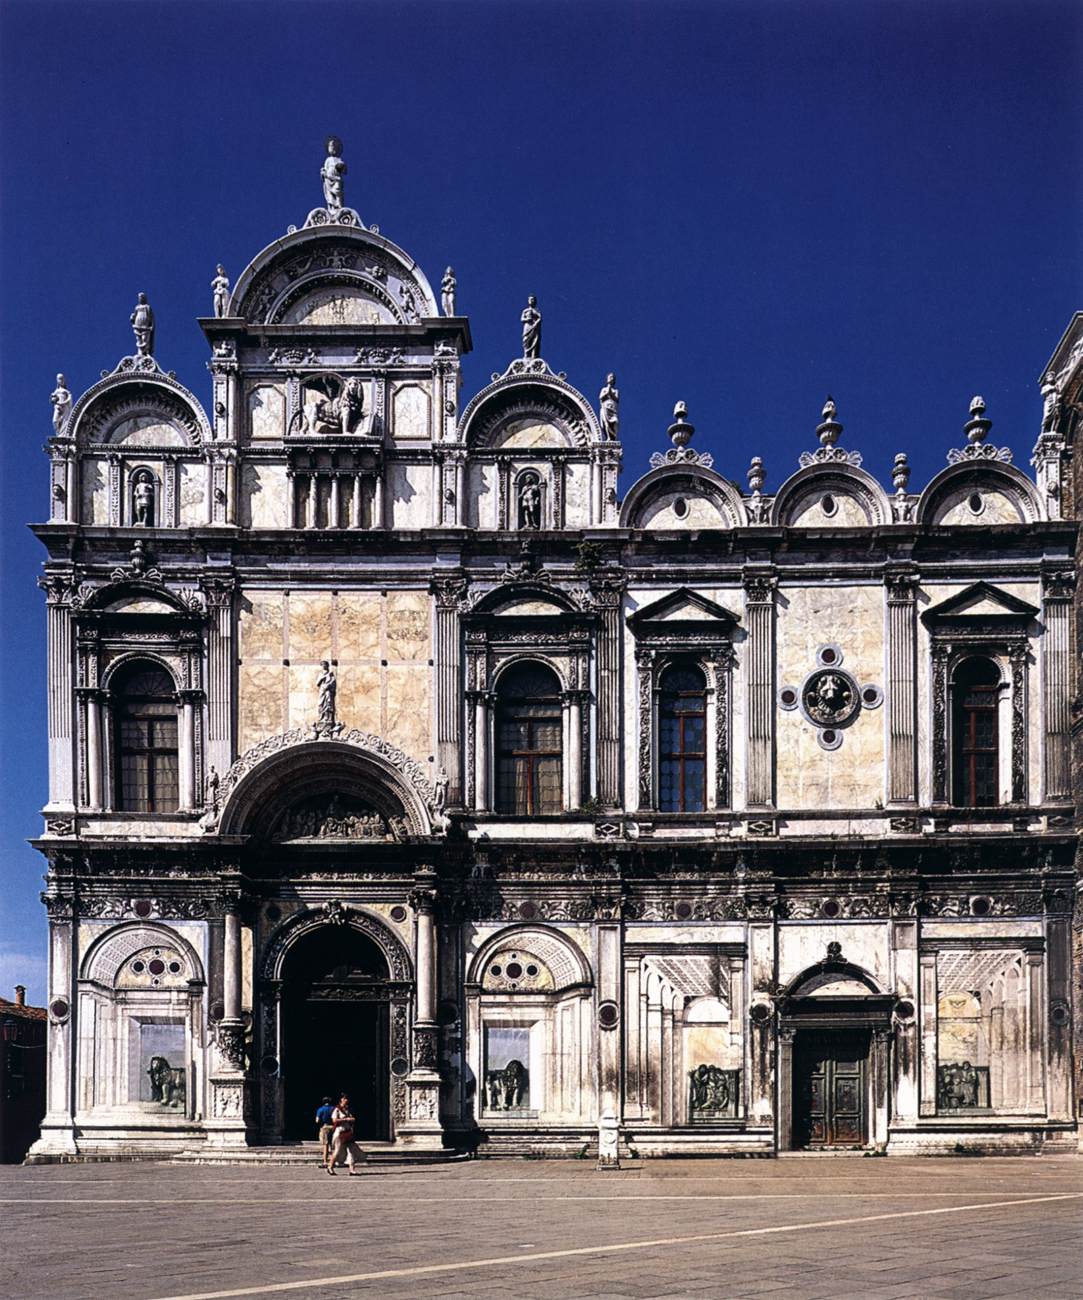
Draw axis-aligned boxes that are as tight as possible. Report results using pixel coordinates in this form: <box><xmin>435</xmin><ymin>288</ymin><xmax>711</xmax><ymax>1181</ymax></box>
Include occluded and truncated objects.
<box><xmin>280</xmin><ymin>926</ymin><xmax>391</xmax><ymax>1141</ymax></box>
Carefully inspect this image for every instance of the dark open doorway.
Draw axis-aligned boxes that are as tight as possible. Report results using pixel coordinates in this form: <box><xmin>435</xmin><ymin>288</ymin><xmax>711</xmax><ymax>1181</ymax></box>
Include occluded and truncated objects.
<box><xmin>281</xmin><ymin>926</ymin><xmax>391</xmax><ymax>1141</ymax></box>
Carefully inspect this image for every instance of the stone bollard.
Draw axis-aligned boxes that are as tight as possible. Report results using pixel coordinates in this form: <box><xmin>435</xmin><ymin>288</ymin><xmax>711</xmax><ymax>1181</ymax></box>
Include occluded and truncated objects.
<box><xmin>597</xmin><ymin>1108</ymin><xmax>620</xmax><ymax>1170</ymax></box>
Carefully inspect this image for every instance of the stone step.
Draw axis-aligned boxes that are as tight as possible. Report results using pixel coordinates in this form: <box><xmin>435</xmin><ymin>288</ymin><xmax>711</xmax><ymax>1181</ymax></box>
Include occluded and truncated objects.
<box><xmin>169</xmin><ymin>1142</ymin><xmax>467</xmax><ymax>1166</ymax></box>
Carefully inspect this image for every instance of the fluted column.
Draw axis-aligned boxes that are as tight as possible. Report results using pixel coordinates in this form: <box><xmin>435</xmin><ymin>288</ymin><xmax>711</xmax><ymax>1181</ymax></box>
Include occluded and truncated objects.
<box><xmin>41</xmin><ymin>577</ymin><xmax>75</xmax><ymax>809</ymax></box>
<box><xmin>743</xmin><ymin>571</ymin><xmax>777</xmax><ymax>808</ymax></box>
<box><xmin>352</xmin><ymin>474</ymin><xmax>363</xmax><ymax>529</ymax></box>
<box><xmin>1041</xmin><ymin>570</ymin><xmax>1073</xmax><ymax>802</ymax></box>
<box><xmin>473</xmin><ymin>691</ymin><xmax>491</xmax><ymax>812</ymax></box>
<box><xmin>223</xmin><ymin>907</ymin><xmax>241</xmax><ymax>1022</ymax></box>
<box><xmin>206</xmin><ymin>888</ymin><xmax>251</xmax><ymax>1147</ymax></box>
<box><xmin>81</xmin><ymin>688</ymin><xmax>104</xmax><ymax>810</ymax></box>
<box><xmin>371</xmin><ymin>473</ymin><xmax>384</xmax><ymax>528</ymax></box>
<box><xmin>590</xmin><ymin>569</ymin><xmax>624</xmax><ymax>809</ymax></box>
<box><xmin>886</xmin><ymin>573</ymin><xmax>918</xmax><ymax>804</ymax></box>
<box><xmin>329</xmin><ymin>474</ymin><xmax>341</xmax><ymax>528</ymax></box>
<box><xmin>177</xmin><ymin>693</ymin><xmax>193</xmax><ymax>812</ymax></box>
<box><xmin>203</xmin><ymin>578</ymin><xmax>234</xmax><ymax>785</ymax></box>
<box><xmin>402</xmin><ymin>870</ymin><xmax>442</xmax><ymax>1147</ymax></box>
<box><xmin>431</xmin><ymin>571</ymin><xmax>467</xmax><ymax>807</ymax></box>
<box><xmin>565</xmin><ymin>691</ymin><xmax>583</xmax><ymax>809</ymax></box>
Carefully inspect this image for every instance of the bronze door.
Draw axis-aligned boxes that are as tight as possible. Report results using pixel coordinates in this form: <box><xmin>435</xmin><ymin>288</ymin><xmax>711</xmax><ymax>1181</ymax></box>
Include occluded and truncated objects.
<box><xmin>794</xmin><ymin>1029</ymin><xmax>868</xmax><ymax>1148</ymax></box>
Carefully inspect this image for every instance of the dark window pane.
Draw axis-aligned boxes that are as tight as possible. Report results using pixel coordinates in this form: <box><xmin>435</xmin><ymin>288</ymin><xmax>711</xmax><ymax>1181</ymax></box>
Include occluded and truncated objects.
<box><xmin>494</xmin><ymin>662</ymin><xmax>563</xmax><ymax>814</ymax></box>
<box><xmin>656</xmin><ymin>662</ymin><xmax>708</xmax><ymax>812</ymax></box>
<box><xmin>114</xmin><ymin>664</ymin><xmax>180</xmax><ymax>812</ymax></box>
<box><xmin>683</xmin><ymin>761</ymin><xmax>706</xmax><ymax>811</ymax></box>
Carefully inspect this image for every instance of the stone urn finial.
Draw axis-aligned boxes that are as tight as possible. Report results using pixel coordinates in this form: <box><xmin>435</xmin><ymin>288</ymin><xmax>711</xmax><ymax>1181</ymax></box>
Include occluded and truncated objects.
<box><xmin>891</xmin><ymin>452</ymin><xmax>910</xmax><ymax>494</ymax></box>
<box><xmin>816</xmin><ymin>395</ymin><xmax>843</xmax><ymax>448</ymax></box>
<box><xmin>964</xmin><ymin>394</ymin><xmax>992</xmax><ymax>445</ymax></box>
<box><xmin>747</xmin><ymin>455</ymin><xmax>765</xmax><ymax>495</ymax></box>
<box><xmin>668</xmin><ymin>400</ymin><xmax>695</xmax><ymax>449</ymax></box>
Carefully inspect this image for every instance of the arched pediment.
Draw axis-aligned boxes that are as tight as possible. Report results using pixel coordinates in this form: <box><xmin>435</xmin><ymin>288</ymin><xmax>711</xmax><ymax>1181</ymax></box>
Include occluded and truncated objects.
<box><xmin>212</xmin><ymin>730</ymin><xmax>441</xmax><ymax>839</ymax></box>
<box><xmin>468</xmin><ymin>925</ymin><xmax>592</xmax><ymax>992</ymax></box>
<box><xmin>771</xmin><ymin>464</ymin><xmax>890</xmax><ymax>528</ymax></box>
<box><xmin>619</xmin><ymin>464</ymin><xmax>747</xmax><ymax>529</ymax></box>
<box><xmin>70</xmin><ymin>372</ymin><xmax>209</xmax><ymax>449</ymax></box>
<box><xmin>471</xmin><ymin>581</ymin><xmax>585</xmax><ymax>617</ymax></box>
<box><xmin>459</xmin><ymin>361</ymin><xmax>600</xmax><ymax>450</ymax></box>
<box><xmin>81</xmin><ymin>923</ymin><xmax>205</xmax><ymax>990</ymax></box>
<box><xmin>79</xmin><ymin>578</ymin><xmax>204</xmax><ymax>618</ymax></box>
<box><xmin>782</xmin><ymin>957</ymin><xmax>885</xmax><ymax>1000</ymax></box>
<box><xmin>916</xmin><ymin>462</ymin><xmax>1043</xmax><ymax>526</ymax></box>
<box><xmin>230</xmin><ymin>226</ymin><xmax>438</xmax><ymax>325</ymax></box>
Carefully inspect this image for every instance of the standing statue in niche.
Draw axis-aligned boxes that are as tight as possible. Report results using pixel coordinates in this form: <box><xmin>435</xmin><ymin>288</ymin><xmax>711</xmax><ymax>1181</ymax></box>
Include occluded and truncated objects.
<box><xmin>132</xmin><ymin>477</ymin><xmax>155</xmax><ymax>526</ymax></box>
<box><xmin>321</xmin><ymin>136</ymin><xmax>347</xmax><ymax>212</ymax></box>
<box><xmin>130</xmin><ymin>293</ymin><xmax>155</xmax><ymax>357</ymax></box>
<box><xmin>518</xmin><ymin>477</ymin><xmax>541</xmax><ymax>530</ymax></box>
<box><xmin>317</xmin><ymin>660</ymin><xmax>337</xmax><ymax>727</ymax></box>
<box><xmin>441</xmin><ymin>267</ymin><xmax>457</xmax><ymax>316</ymax></box>
<box><xmin>521</xmin><ymin>295</ymin><xmax>541</xmax><ymax>358</ymax></box>
<box><xmin>50</xmin><ymin>374</ymin><xmax>72</xmax><ymax>434</ymax></box>
<box><xmin>211</xmin><ymin>265</ymin><xmax>230</xmax><ymax>318</ymax></box>
<box><xmin>599</xmin><ymin>372</ymin><xmax>620</xmax><ymax>440</ymax></box>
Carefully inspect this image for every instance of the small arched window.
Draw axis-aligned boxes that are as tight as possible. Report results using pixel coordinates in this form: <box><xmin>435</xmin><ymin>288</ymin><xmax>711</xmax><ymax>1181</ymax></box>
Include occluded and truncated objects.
<box><xmin>495</xmin><ymin>663</ymin><xmax>563</xmax><ymax>815</ymax></box>
<box><xmin>952</xmin><ymin>657</ymin><xmax>1000</xmax><ymax>807</ymax></box>
<box><xmin>114</xmin><ymin>664</ymin><xmax>179</xmax><ymax>812</ymax></box>
<box><xmin>658</xmin><ymin>664</ymin><xmax>707</xmax><ymax>812</ymax></box>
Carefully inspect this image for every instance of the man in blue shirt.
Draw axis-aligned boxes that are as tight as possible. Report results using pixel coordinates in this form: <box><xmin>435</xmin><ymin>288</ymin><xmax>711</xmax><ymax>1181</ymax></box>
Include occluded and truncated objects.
<box><xmin>315</xmin><ymin>1096</ymin><xmax>334</xmax><ymax>1167</ymax></box>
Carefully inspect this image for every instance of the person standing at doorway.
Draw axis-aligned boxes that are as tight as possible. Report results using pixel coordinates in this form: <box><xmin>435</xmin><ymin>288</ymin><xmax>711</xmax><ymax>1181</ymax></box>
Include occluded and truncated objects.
<box><xmin>314</xmin><ymin>1096</ymin><xmax>334</xmax><ymax>1167</ymax></box>
<box><xmin>326</xmin><ymin>1094</ymin><xmax>364</xmax><ymax>1175</ymax></box>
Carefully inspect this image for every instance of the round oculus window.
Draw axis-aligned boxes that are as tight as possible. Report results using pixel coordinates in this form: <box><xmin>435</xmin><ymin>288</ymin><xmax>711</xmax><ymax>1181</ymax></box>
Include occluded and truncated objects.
<box><xmin>598</xmin><ymin>1000</ymin><xmax>620</xmax><ymax>1029</ymax></box>
<box><xmin>673</xmin><ymin>496</ymin><xmax>689</xmax><ymax>519</ymax></box>
<box><xmin>133</xmin><ymin>899</ymin><xmax>153</xmax><ymax>919</ymax></box>
<box><xmin>505</xmin><ymin>961</ymin><xmax>524</xmax><ymax>980</ymax></box>
<box><xmin>389</xmin><ymin>905</ymin><xmax>408</xmax><ymax>923</ymax></box>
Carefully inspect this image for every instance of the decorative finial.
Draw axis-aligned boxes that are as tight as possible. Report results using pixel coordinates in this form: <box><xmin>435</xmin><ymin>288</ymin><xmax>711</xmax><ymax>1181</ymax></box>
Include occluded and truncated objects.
<box><xmin>816</xmin><ymin>395</ymin><xmax>843</xmax><ymax>448</ymax></box>
<box><xmin>211</xmin><ymin>265</ymin><xmax>230</xmax><ymax>319</ymax></box>
<box><xmin>747</xmin><ymin>456</ymin><xmax>765</xmax><ymax>495</ymax></box>
<box><xmin>441</xmin><ymin>267</ymin><xmax>457</xmax><ymax>316</ymax></box>
<box><xmin>891</xmin><ymin>452</ymin><xmax>910</xmax><ymax>494</ymax></box>
<box><xmin>521</xmin><ymin>295</ymin><xmax>541</xmax><ymax>358</ymax></box>
<box><xmin>964</xmin><ymin>394</ymin><xmax>992</xmax><ymax>445</ymax></box>
<box><xmin>668</xmin><ymin>400</ymin><xmax>695</xmax><ymax>449</ymax></box>
<box><xmin>130</xmin><ymin>293</ymin><xmax>155</xmax><ymax>357</ymax></box>
<box><xmin>321</xmin><ymin>136</ymin><xmax>347</xmax><ymax>213</ymax></box>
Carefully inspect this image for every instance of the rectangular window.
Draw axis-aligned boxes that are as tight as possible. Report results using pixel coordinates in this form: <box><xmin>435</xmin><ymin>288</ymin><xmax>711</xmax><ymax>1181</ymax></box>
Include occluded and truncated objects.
<box><xmin>483</xmin><ymin>1025</ymin><xmax>531</xmax><ymax>1112</ymax></box>
<box><xmin>935</xmin><ymin>949</ymin><xmax>1031</xmax><ymax>1113</ymax></box>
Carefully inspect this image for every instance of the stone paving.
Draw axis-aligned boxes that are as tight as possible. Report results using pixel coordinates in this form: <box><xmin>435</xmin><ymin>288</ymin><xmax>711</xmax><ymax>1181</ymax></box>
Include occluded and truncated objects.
<box><xmin>2</xmin><ymin>1155</ymin><xmax>1081</xmax><ymax>1300</ymax></box>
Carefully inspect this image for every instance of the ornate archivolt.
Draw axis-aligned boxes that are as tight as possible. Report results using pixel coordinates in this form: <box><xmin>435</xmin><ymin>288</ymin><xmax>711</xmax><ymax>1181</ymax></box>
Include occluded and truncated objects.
<box><xmin>771</xmin><ymin>463</ymin><xmax>890</xmax><ymax>528</ymax></box>
<box><xmin>916</xmin><ymin>461</ymin><xmax>1043</xmax><ymax>526</ymax></box>
<box><xmin>80</xmin><ymin>921</ymin><xmax>206</xmax><ymax>990</ymax></box>
<box><xmin>619</xmin><ymin>463</ymin><xmax>748</xmax><ymax>529</ymax></box>
<box><xmin>469</xmin><ymin>925</ymin><xmax>593</xmax><ymax>992</ymax></box>
<box><xmin>260</xmin><ymin>905</ymin><xmax>413</xmax><ymax>984</ymax></box>
<box><xmin>459</xmin><ymin>363</ymin><xmax>601</xmax><ymax>450</ymax></box>
<box><xmin>210</xmin><ymin>729</ymin><xmax>442</xmax><ymax>838</ymax></box>
<box><xmin>70</xmin><ymin>368</ymin><xmax>210</xmax><ymax>449</ymax></box>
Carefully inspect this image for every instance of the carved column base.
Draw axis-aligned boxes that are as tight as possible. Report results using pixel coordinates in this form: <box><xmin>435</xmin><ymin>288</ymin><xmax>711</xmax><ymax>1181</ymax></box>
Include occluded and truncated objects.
<box><xmin>396</xmin><ymin>1072</ymin><xmax>443</xmax><ymax>1148</ymax></box>
<box><xmin>204</xmin><ymin>1074</ymin><xmax>255</xmax><ymax>1148</ymax></box>
<box><xmin>25</xmin><ymin>1118</ymin><xmax>79</xmax><ymax>1161</ymax></box>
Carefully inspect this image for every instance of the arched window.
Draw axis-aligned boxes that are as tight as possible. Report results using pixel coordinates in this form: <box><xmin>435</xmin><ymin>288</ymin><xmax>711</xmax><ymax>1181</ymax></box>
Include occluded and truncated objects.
<box><xmin>951</xmin><ymin>657</ymin><xmax>1000</xmax><ymax>807</ymax></box>
<box><xmin>495</xmin><ymin>663</ymin><xmax>563</xmax><ymax>815</ymax></box>
<box><xmin>114</xmin><ymin>664</ymin><xmax>179</xmax><ymax>812</ymax></box>
<box><xmin>658</xmin><ymin>664</ymin><xmax>707</xmax><ymax>812</ymax></box>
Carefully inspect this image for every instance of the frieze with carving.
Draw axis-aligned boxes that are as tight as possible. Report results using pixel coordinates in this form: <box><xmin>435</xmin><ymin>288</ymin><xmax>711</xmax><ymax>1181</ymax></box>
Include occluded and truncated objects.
<box><xmin>271</xmin><ymin>796</ymin><xmax>405</xmax><ymax>843</ymax></box>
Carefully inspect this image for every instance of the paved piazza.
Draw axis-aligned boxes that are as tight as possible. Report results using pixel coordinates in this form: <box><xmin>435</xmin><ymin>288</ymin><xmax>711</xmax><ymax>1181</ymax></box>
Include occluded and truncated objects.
<box><xmin>4</xmin><ymin>1156</ymin><xmax>1081</xmax><ymax>1299</ymax></box>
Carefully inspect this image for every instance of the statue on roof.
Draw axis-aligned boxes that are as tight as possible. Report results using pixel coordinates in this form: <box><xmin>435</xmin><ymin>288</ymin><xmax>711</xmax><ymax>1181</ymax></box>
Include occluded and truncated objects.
<box><xmin>441</xmin><ymin>267</ymin><xmax>457</xmax><ymax>316</ymax></box>
<box><xmin>321</xmin><ymin>137</ymin><xmax>347</xmax><ymax>213</ymax></box>
<box><xmin>50</xmin><ymin>374</ymin><xmax>72</xmax><ymax>434</ymax></box>
<box><xmin>211</xmin><ymin>265</ymin><xmax>230</xmax><ymax>318</ymax></box>
<box><xmin>599</xmin><ymin>373</ymin><xmax>620</xmax><ymax>440</ymax></box>
<box><xmin>521</xmin><ymin>295</ymin><xmax>541</xmax><ymax>358</ymax></box>
<box><xmin>130</xmin><ymin>293</ymin><xmax>155</xmax><ymax>357</ymax></box>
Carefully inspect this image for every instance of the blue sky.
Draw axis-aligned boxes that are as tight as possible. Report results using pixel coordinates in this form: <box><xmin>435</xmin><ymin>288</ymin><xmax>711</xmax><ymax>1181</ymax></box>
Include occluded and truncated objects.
<box><xmin>1</xmin><ymin>0</ymin><xmax>1080</xmax><ymax>1004</ymax></box>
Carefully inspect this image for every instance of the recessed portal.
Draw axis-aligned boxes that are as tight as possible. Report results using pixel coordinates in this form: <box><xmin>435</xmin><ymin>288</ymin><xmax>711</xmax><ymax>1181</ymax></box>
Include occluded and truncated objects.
<box><xmin>280</xmin><ymin>926</ymin><xmax>391</xmax><ymax>1141</ymax></box>
<box><xmin>793</xmin><ymin>1028</ymin><xmax>869</xmax><ymax>1148</ymax></box>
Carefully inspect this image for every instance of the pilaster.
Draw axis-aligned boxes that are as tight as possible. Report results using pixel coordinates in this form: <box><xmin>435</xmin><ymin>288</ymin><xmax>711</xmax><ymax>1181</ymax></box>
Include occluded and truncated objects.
<box><xmin>589</xmin><ymin>568</ymin><xmax>625</xmax><ymax>809</ymax></box>
<box><xmin>885</xmin><ymin>572</ymin><xmax>918</xmax><ymax>805</ymax></box>
<box><xmin>743</xmin><ymin>570</ymin><xmax>777</xmax><ymax>808</ymax></box>
<box><xmin>40</xmin><ymin>576</ymin><xmax>75</xmax><ymax>810</ymax></box>
<box><xmin>431</xmin><ymin>570</ymin><xmax>467</xmax><ymax>806</ymax></box>
<box><xmin>1041</xmin><ymin>570</ymin><xmax>1073</xmax><ymax>802</ymax></box>
<box><xmin>202</xmin><ymin>575</ymin><xmax>235</xmax><ymax>785</ymax></box>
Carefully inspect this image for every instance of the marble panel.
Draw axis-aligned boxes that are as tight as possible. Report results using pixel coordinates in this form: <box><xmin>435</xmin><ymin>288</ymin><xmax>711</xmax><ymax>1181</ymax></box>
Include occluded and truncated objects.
<box><xmin>777</xmin><ymin>922</ymin><xmax>889</xmax><ymax>989</ymax></box>
<box><xmin>936</xmin><ymin>487</ymin><xmax>1022</xmax><ymax>526</ymax></box>
<box><xmin>81</xmin><ymin>457</ymin><xmax>108</xmax><ymax>525</ymax></box>
<box><xmin>238</xmin><ymin>662</ymin><xmax>286</xmax><ymax>750</ymax></box>
<box><xmin>247</xmin><ymin>383</ymin><xmax>286</xmax><ymax>442</ymax></box>
<box><xmin>391</xmin><ymin>383</ymin><xmax>431</xmax><ymax>440</ymax></box>
<box><xmin>386</xmin><ymin>593</ymin><xmax>430</xmax><ymax>661</ymax></box>
<box><xmin>641</xmin><ymin>492</ymin><xmax>728</xmax><ymax>529</ymax></box>
<box><xmin>790</xmin><ymin>492</ymin><xmax>870</xmax><ymax>527</ymax></box>
<box><xmin>239</xmin><ymin>592</ymin><xmax>285</xmax><ymax>661</ymax></box>
<box><xmin>564</xmin><ymin>462</ymin><xmax>589</xmax><ymax>526</ymax></box>
<box><xmin>492</xmin><ymin>418</ymin><xmax>569</xmax><ymax>449</ymax></box>
<box><xmin>286</xmin><ymin>664</ymin><xmax>320</xmax><ymax>731</ymax></box>
<box><xmin>108</xmin><ymin>415</ymin><xmax>187</xmax><ymax>447</ymax></box>
<box><xmin>336</xmin><ymin>664</ymin><xmax>382</xmax><ymax>734</ymax></box>
<box><xmin>240</xmin><ymin>464</ymin><xmax>286</xmax><ymax>529</ymax></box>
<box><xmin>387</xmin><ymin>462</ymin><xmax>431</xmax><ymax>529</ymax></box>
<box><xmin>283</xmin><ymin>287</ymin><xmax>395</xmax><ymax>326</ymax></box>
<box><xmin>385</xmin><ymin>665</ymin><xmax>431</xmax><ymax>761</ymax></box>
<box><xmin>337</xmin><ymin>593</ymin><xmax>382</xmax><ymax>661</ymax></box>
<box><xmin>178</xmin><ymin>462</ymin><xmax>206</xmax><ymax>525</ymax></box>
<box><xmin>288</xmin><ymin>593</ymin><xmax>334</xmax><ymax>662</ymax></box>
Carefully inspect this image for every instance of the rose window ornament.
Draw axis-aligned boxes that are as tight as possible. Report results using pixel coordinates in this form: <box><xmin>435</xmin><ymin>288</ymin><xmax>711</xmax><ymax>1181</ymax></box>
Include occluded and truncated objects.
<box><xmin>778</xmin><ymin>644</ymin><xmax>882</xmax><ymax>750</ymax></box>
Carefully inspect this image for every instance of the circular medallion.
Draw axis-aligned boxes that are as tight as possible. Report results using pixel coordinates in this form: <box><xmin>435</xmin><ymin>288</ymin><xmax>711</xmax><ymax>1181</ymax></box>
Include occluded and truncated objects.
<box><xmin>894</xmin><ymin>999</ymin><xmax>916</xmax><ymax>1022</ymax></box>
<box><xmin>802</xmin><ymin>667</ymin><xmax>860</xmax><ymax>728</ymax></box>
<box><xmin>49</xmin><ymin>998</ymin><xmax>70</xmax><ymax>1022</ymax></box>
<box><xmin>748</xmin><ymin>1002</ymin><xmax>772</xmax><ymax>1025</ymax></box>
<box><xmin>598</xmin><ymin>1000</ymin><xmax>620</xmax><ymax>1030</ymax></box>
